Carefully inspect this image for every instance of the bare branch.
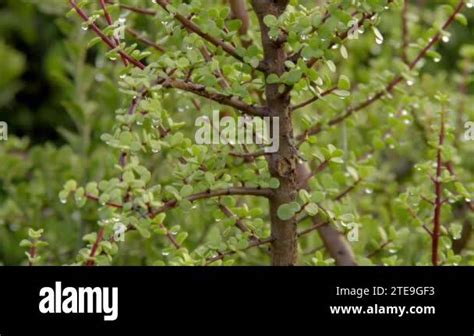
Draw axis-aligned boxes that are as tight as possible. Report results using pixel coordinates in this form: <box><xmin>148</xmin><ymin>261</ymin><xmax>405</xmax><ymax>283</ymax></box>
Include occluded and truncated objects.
<box><xmin>162</xmin><ymin>78</ymin><xmax>267</xmax><ymax>116</ymax></box>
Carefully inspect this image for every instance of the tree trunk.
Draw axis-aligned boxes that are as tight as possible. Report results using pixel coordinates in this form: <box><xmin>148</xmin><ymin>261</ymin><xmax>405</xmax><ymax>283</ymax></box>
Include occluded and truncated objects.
<box><xmin>252</xmin><ymin>0</ymin><xmax>356</xmax><ymax>266</ymax></box>
<box><xmin>253</xmin><ymin>0</ymin><xmax>298</xmax><ymax>266</ymax></box>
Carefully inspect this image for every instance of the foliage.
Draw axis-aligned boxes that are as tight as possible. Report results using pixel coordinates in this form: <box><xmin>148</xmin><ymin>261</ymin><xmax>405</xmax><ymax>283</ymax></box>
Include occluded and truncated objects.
<box><xmin>0</xmin><ymin>0</ymin><xmax>473</xmax><ymax>266</ymax></box>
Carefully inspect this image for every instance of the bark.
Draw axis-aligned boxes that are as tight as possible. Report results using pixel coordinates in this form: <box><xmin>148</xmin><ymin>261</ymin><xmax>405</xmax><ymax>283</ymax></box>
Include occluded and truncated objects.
<box><xmin>252</xmin><ymin>0</ymin><xmax>298</xmax><ymax>266</ymax></box>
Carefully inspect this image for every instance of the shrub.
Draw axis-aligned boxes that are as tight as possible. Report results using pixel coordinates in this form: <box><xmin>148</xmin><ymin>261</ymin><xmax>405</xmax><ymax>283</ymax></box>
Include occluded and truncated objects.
<box><xmin>1</xmin><ymin>0</ymin><xmax>473</xmax><ymax>266</ymax></box>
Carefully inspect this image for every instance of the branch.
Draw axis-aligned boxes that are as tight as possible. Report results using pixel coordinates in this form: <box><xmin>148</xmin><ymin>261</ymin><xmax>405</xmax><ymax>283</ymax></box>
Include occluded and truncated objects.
<box><xmin>367</xmin><ymin>240</ymin><xmax>392</xmax><ymax>259</ymax></box>
<box><xmin>85</xmin><ymin>227</ymin><xmax>105</xmax><ymax>266</ymax></box>
<box><xmin>297</xmin><ymin>221</ymin><xmax>330</xmax><ymax>237</ymax></box>
<box><xmin>99</xmin><ymin>0</ymin><xmax>128</xmax><ymax>66</ymax></box>
<box><xmin>69</xmin><ymin>0</ymin><xmax>145</xmax><ymax>70</ymax></box>
<box><xmin>150</xmin><ymin>187</ymin><xmax>273</xmax><ymax>218</ymax></box>
<box><xmin>162</xmin><ymin>78</ymin><xmax>267</xmax><ymax>116</ymax></box>
<box><xmin>85</xmin><ymin>194</ymin><xmax>123</xmax><ymax>209</ymax></box>
<box><xmin>291</xmin><ymin>87</ymin><xmax>337</xmax><ymax>111</ymax></box>
<box><xmin>431</xmin><ymin>105</ymin><xmax>446</xmax><ymax>266</ymax></box>
<box><xmin>218</xmin><ymin>204</ymin><xmax>261</xmax><ymax>242</ymax></box>
<box><xmin>334</xmin><ymin>179</ymin><xmax>361</xmax><ymax>202</ymax></box>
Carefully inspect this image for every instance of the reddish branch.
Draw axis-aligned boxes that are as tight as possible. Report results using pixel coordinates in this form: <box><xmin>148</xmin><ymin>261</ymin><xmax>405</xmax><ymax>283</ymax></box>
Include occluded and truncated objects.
<box><xmin>85</xmin><ymin>227</ymin><xmax>105</xmax><ymax>266</ymax></box>
<box><xmin>297</xmin><ymin>0</ymin><xmax>466</xmax><ymax>141</ymax></box>
<box><xmin>99</xmin><ymin>0</ymin><xmax>128</xmax><ymax>65</ymax></box>
<box><xmin>28</xmin><ymin>246</ymin><xmax>37</xmax><ymax>266</ymax></box>
<box><xmin>431</xmin><ymin>107</ymin><xmax>446</xmax><ymax>266</ymax></box>
<box><xmin>69</xmin><ymin>0</ymin><xmax>145</xmax><ymax>69</ymax></box>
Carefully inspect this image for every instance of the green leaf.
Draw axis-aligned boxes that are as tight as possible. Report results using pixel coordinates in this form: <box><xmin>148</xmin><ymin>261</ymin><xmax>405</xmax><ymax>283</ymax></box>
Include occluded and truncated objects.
<box><xmin>311</xmin><ymin>191</ymin><xmax>325</xmax><ymax>203</ymax></box>
<box><xmin>64</xmin><ymin>180</ymin><xmax>77</xmax><ymax>192</ymax></box>
<box><xmin>28</xmin><ymin>228</ymin><xmax>43</xmax><ymax>240</ymax></box>
<box><xmin>326</xmin><ymin>60</ymin><xmax>336</xmax><ymax>73</ymax></box>
<box><xmin>267</xmin><ymin>73</ymin><xmax>280</xmax><ymax>84</ymax></box>
<box><xmin>449</xmin><ymin>223</ymin><xmax>463</xmax><ymax>240</ymax></box>
<box><xmin>285</xmin><ymin>69</ymin><xmax>303</xmax><ymax>85</ymax></box>
<box><xmin>123</xmin><ymin>171</ymin><xmax>135</xmax><ymax>183</ymax></box>
<box><xmin>19</xmin><ymin>239</ymin><xmax>32</xmax><ymax>248</ymax></box>
<box><xmin>180</xmin><ymin>185</ymin><xmax>194</xmax><ymax>197</ymax></box>
<box><xmin>152</xmin><ymin>213</ymin><xmax>166</xmax><ymax>226</ymax></box>
<box><xmin>333</xmin><ymin>89</ymin><xmax>350</xmax><ymax>97</ymax></box>
<box><xmin>277</xmin><ymin>202</ymin><xmax>301</xmax><ymax>220</ymax></box>
<box><xmin>305</xmin><ymin>203</ymin><xmax>319</xmax><ymax>216</ymax></box>
<box><xmin>176</xmin><ymin>232</ymin><xmax>188</xmax><ymax>244</ymax></box>
<box><xmin>338</xmin><ymin>75</ymin><xmax>351</xmax><ymax>90</ymax></box>
<box><xmin>455</xmin><ymin>13</ymin><xmax>468</xmax><ymax>26</ymax></box>
<box><xmin>263</xmin><ymin>15</ymin><xmax>278</xmax><ymax>27</ymax></box>
<box><xmin>299</xmin><ymin>189</ymin><xmax>311</xmax><ymax>203</ymax></box>
<box><xmin>269</xmin><ymin>178</ymin><xmax>280</xmax><ymax>189</ymax></box>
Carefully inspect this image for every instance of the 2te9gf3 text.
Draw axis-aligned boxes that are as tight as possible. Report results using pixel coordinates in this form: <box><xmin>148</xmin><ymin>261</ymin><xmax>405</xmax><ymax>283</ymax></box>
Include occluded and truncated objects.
<box><xmin>336</xmin><ymin>286</ymin><xmax>435</xmax><ymax>298</ymax></box>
